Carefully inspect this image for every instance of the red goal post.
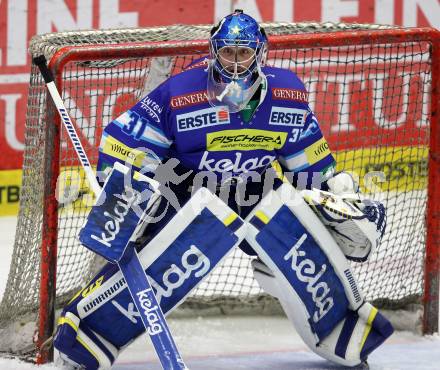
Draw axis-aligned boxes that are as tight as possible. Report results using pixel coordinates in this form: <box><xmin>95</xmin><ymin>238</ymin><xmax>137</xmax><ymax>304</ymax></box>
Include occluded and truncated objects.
<box><xmin>0</xmin><ymin>23</ymin><xmax>439</xmax><ymax>363</ymax></box>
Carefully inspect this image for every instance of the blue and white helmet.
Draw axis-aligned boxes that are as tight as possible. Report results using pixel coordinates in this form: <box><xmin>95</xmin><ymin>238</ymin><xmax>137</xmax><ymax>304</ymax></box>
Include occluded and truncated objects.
<box><xmin>207</xmin><ymin>10</ymin><xmax>268</xmax><ymax>113</ymax></box>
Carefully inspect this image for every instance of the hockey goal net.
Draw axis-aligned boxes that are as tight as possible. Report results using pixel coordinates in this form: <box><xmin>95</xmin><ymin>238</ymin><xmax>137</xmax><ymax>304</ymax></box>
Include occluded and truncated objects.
<box><xmin>0</xmin><ymin>23</ymin><xmax>439</xmax><ymax>363</ymax></box>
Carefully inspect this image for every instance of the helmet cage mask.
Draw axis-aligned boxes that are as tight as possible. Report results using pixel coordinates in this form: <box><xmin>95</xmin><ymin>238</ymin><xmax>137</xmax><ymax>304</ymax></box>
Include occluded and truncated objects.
<box><xmin>207</xmin><ymin>11</ymin><xmax>268</xmax><ymax>113</ymax></box>
<box><xmin>210</xmin><ymin>39</ymin><xmax>266</xmax><ymax>81</ymax></box>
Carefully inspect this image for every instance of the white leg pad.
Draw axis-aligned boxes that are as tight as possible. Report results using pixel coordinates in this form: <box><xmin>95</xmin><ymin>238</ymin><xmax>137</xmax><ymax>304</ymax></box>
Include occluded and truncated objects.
<box><xmin>247</xmin><ymin>184</ymin><xmax>393</xmax><ymax>367</ymax></box>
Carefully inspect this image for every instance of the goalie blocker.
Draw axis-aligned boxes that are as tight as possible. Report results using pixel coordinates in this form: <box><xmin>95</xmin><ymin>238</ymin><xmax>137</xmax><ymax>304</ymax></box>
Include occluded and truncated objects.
<box><xmin>54</xmin><ymin>183</ymin><xmax>246</xmax><ymax>369</ymax></box>
<box><xmin>246</xmin><ymin>182</ymin><xmax>393</xmax><ymax>367</ymax></box>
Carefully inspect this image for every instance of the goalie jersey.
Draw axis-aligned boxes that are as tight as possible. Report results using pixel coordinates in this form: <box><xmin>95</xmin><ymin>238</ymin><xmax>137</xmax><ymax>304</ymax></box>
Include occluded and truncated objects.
<box><xmin>97</xmin><ymin>59</ymin><xmax>336</xmax><ymax>185</ymax></box>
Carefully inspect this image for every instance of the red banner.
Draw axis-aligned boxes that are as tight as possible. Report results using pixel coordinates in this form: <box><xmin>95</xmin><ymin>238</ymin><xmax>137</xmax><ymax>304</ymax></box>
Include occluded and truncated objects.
<box><xmin>1</xmin><ymin>0</ymin><xmax>438</xmax><ymax>170</ymax></box>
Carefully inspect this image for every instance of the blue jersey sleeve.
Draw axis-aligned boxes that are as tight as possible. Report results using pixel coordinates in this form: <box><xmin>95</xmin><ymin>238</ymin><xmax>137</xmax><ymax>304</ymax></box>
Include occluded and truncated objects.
<box><xmin>97</xmin><ymin>82</ymin><xmax>173</xmax><ymax>176</ymax></box>
<box><xmin>278</xmin><ymin>107</ymin><xmax>336</xmax><ymax>189</ymax></box>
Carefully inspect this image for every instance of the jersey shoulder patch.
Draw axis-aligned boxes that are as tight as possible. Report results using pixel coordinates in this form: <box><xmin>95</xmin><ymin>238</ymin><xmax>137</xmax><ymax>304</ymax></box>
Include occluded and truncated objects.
<box><xmin>167</xmin><ymin>68</ymin><xmax>210</xmax><ymax>110</ymax></box>
<box><xmin>263</xmin><ymin>66</ymin><xmax>309</xmax><ymax>104</ymax></box>
<box><xmin>183</xmin><ymin>56</ymin><xmax>209</xmax><ymax>71</ymax></box>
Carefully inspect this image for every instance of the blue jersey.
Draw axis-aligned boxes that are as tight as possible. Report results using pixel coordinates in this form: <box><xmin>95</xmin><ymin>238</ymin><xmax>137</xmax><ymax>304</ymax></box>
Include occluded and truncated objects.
<box><xmin>97</xmin><ymin>62</ymin><xmax>335</xmax><ymax>185</ymax></box>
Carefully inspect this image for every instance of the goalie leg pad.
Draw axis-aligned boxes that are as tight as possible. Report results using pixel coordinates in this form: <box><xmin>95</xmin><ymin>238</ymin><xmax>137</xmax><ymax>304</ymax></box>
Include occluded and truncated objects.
<box><xmin>56</xmin><ymin>189</ymin><xmax>246</xmax><ymax>364</ymax></box>
<box><xmin>286</xmin><ymin>290</ymin><xmax>392</xmax><ymax>366</ymax></box>
<box><xmin>252</xmin><ymin>256</ymin><xmax>393</xmax><ymax>367</ymax></box>
<box><xmin>318</xmin><ymin>302</ymin><xmax>393</xmax><ymax>365</ymax></box>
<box><xmin>246</xmin><ymin>183</ymin><xmax>393</xmax><ymax>366</ymax></box>
<box><xmin>54</xmin><ymin>312</ymin><xmax>118</xmax><ymax>370</ymax></box>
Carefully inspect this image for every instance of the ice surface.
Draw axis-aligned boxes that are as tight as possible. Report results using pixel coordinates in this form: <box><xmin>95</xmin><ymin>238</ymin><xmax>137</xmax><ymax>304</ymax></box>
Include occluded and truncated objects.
<box><xmin>0</xmin><ymin>216</ymin><xmax>17</xmax><ymax>298</ymax></box>
<box><xmin>110</xmin><ymin>316</ymin><xmax>440</xmax><ymax>370</ymax></box>
<box><xmin>1</xmin><ymin>316</ymin><xmax>439</xmax><ymax>369</ymax></box>
<box><xmin>1</xmin><ymin>216</ymin><xmax>439</xmax><ymax>369</ymax></box>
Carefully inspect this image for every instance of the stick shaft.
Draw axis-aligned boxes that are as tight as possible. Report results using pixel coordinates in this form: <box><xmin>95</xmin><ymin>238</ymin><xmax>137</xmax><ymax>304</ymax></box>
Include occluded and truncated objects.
<box><xmin>33</xmin><ymin>55</ymin><xmax>101</xmax><ymax>197</ymax></box>
<box><xmin>119</xmin><ymin>250</ymin><xmax>188</xmax><ymax>370</ymax></box>
<box><xmin>34</xmin><ymin>55</ymin><xmax>188</xmax><ymax>370</ymax></box>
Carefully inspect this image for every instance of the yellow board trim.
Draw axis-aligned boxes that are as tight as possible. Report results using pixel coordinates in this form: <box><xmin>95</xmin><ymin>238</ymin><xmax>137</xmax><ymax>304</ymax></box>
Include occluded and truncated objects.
<box><xmin>334</xmin><ymin>146</ymin><xmax>428</xmax><ymax>193</ymax></box>
<box><xmin>0</xmin><ymin>145</ymin><xmax>429</xmax><ymax>217</ymax></box>
<box><xmin>255</xmin><ymin>210</ymin><xmax>270</xmax><ymax>224</ymax></box>
<box><xmin>360</xmin><ymin>307</ymin><xmax>378</xmax><ymax>350</ymax></box>
<box><xmin>223</xmin><ymin>213</ymin><xmax>238</xmax><ymax>226</ymax></box>
<box><xmin>0</xmin><ymin>169</ymin><xmax>22</xmax><ymax>216</ymax></box>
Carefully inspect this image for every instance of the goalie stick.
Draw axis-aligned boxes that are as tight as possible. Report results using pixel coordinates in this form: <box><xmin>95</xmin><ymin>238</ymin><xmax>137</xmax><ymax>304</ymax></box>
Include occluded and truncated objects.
<box><xmin>33</xmin><ymin>55</ymin><xmax>189</xmax><ymax>370</ymax></box>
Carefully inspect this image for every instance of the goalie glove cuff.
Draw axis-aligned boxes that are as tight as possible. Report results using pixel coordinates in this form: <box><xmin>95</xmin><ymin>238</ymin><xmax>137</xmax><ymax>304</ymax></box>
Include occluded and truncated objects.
<box><xmin>326</xmin><ymin>171</ymin><xmax>359</xmax><ymax>195</ymax></box>
<box><xmin>302</xmin><ymin>188</ymin><xmax>386</xmax><ymax>262</ymax></box>
<box><xmin>362</xmin><ymin>200</ymin><xmax>387</xmax><ymax>240</ymax></box>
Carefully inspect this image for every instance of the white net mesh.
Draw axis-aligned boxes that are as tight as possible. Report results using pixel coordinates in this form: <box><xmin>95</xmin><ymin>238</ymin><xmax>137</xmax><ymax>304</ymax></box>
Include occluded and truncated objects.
<box><xmin>1</xmin><ymin>22</ymin><xmax>437</xmax><ymax>358</ymax></box>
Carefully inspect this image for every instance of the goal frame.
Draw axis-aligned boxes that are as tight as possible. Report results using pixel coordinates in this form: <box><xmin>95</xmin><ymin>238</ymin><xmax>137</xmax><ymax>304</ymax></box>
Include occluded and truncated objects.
<box><xmin>34</xmin><ymin>27</ymin><xmax>440</xmax><ymax>363</ymax></box>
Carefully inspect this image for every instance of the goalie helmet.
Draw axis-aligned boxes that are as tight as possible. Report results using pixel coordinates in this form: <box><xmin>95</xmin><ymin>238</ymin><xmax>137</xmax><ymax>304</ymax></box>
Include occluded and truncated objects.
<box><xmin>207</xmin><ymin>10</ymin><xmax>268</xmax><ymax>113</ymax></box>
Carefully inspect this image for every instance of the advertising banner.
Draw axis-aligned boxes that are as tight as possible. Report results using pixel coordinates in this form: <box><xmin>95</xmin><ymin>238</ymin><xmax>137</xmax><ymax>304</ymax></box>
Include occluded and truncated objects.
<box><xmin>0</xmin><ymin>0</ymin><xmax>438</xmax><ymax>214</ymax></box>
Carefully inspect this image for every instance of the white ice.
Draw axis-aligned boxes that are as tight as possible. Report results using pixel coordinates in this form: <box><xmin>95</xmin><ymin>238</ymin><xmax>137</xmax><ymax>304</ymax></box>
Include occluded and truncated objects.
<box><xmin>1</xmin><ymin>216</ymin><xmax>439</xmax><ymax>370</ymax></box>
